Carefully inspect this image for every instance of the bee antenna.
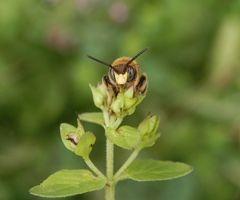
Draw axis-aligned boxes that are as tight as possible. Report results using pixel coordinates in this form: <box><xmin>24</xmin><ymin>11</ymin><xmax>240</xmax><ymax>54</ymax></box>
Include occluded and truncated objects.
<box><xmin>87</xmin><ymin>55</ymin><xmax>113</xmax><ymax>68</ymax></box>
<box><xmin>126</xmin><ymin>48</ymin><xmax>148</xmax><ymax>66</ymax></box>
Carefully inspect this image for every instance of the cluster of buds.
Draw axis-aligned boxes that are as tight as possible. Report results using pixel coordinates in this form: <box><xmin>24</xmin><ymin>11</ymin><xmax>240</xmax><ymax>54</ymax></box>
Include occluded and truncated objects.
<box><xmin>90</xmin><ymin>80</ymin><xmax>145</xmax><ymax>119</ymax></box>
<box><xmin>106</xmin><ymin>115</ymin><xmax>160</xmax><ymax>150</ymax></box>
<box><xmin>90</xmin><ymin>80</ymin><xmax>160</xmax><ymax>151</ymax></box>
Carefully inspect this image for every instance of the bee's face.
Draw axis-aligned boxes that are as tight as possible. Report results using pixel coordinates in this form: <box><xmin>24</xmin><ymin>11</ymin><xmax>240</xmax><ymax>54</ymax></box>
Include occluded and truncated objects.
<box><xmin>108</xmin><ymin>57</ymin><xmax>139</xmax><ymax>86</ymax></box>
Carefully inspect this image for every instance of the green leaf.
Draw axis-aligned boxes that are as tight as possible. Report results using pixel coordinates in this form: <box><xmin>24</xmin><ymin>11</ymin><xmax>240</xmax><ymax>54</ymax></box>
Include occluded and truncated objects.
<box><xmin>106</xmin><ymin>126</ymin><xmax>140</xmax><ymax>150</ymax></box>
<box><xmin>124</xmin><ymin>159</ymin><xmax>193</xmax><ymax>181</ymax></box>
<box><xmin>30</xmin><ymin>169</ymin><xmax>106</xmax><ymax>198</ymax></box>
<box><xmin>79</xmin><ymin>112</ymin><xmax>104</xmax><ymax>127</ymax></box>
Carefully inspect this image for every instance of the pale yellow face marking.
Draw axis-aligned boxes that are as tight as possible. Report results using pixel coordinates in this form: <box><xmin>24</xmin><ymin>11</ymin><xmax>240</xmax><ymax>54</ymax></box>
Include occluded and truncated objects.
<box><xmin>114</xmin><ymin>72</ymin><xmax>128</xmax><ymax>85</ymax></box>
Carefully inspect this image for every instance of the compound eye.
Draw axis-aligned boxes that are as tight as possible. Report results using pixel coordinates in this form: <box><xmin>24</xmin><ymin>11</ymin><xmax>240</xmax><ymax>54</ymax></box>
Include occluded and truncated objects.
<box><xmin>109</xmin><ymin>68</ymin><xmax>116</xmax><ymax>82</ymax></box>
<box><xmin>127</xmin><ymin>67</ymin><xmax>135</xmax><ymax>81</ymax></box>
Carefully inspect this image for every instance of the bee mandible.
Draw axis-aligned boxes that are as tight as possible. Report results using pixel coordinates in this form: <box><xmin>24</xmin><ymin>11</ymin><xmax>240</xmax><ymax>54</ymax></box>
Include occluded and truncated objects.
<box><xmin>87</xmin><ymin>48</ymin><xmax>148</xmax><ymax>95</ymax></box>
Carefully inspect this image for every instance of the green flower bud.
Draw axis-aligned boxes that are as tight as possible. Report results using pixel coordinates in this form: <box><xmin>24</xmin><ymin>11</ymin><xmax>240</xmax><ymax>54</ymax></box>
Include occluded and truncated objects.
<box><xmin>136</xmin><ymin>115</ymin><xmax>160</xmax><ymax>149</ymax></box>
<box><xmin>90</xmin><ymin>84</ymin><xmax>107</xmax><ymax>109</ymax></box>
<box><xmin>60</xmin><ymin>120</ymin><xmax>96</xmax><ymax>159</ymax></box>
<box><xmin>110</xmin><ymin>87</ymin><xmax>145</xmax><ymax>117</ymax></box>
<box><xmin>124</xmin><ymin>86</ymin><xmax>134</xmax><ymax>99</ymax></box>
<box><xmin>138</xmin><ymin>115</ymin><xmax>159</xmax><ymax>134</ymax></box>
<box><xmin>106</xmin><ymin>126</ymin><xmax>140</xmax><ymax>150</ymax></box>
<box><xmin>60</xmin><ymin>121</ymin><xmax>85</xmax><ymax>152</ymax></box>
<box><xmin>75</xmin><ymin>132</ymin><xmax>96</xmax><ymax>160</ymax></box>
<box><xmin>123</xmin><ymin>87</ymin><xmax>137</xmax><ymax>112</ymax></box>
<box><xmin>125</xmin><ymin>95</ymin><xmax>145</xmax><ymax>116</ymax></box>
<box><xmin>110</xmin><ymin>93</ymin><xmax>124</xmax><ymax>115</ymax></box>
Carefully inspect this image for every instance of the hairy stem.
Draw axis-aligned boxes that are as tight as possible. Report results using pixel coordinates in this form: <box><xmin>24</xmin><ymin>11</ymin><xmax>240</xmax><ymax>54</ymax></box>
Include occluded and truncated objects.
<box><xmin>114</xmin><ymin>149</ymin><xmax>140</xmax><ymax>180</ymax></box>
<box><xmin>106</xmin><ymin>139</ymin><xmax>114</xmax><ymax>178</ymax></box>
<box><xmin>105</xmin><ymin>139</ymin><xmax>114</xmax><ymax>200</ymax></box>
<box><xmin>105</xmin><ymin>181</ymin><xmax>115</xmax><ymax>200</ymax></box>
<box><xmin>104</xmin><ymin>110</ymin><xmax>115</xmax><ymax>200</ymax></box>
<box><xmin>85</xmin><ymin>159</ymin><xmax>105</xmax><ymax>178</ymax></box>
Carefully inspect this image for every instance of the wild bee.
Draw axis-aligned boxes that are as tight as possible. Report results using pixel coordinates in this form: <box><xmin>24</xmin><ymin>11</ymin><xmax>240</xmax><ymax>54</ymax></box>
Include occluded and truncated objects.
<box><xmin>87</xmin><ymin>48</ymin><xmax>148</xmax><ymax>95</ymax></box>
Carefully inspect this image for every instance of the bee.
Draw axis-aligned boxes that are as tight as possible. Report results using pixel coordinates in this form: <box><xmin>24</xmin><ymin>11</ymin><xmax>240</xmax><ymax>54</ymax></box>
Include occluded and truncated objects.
<box><xmin>87</xmin><ymin>48</ymin><xmax>148</xmax><ymax>95</ymax></box>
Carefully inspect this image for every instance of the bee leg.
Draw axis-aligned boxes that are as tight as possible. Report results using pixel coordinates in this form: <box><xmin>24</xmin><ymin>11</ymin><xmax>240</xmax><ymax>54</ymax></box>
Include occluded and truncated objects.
<box><xmin>136</xmin><ymin>74</ymin><xmax>148</xmax><ymax>94</ymax></box>
<box><xmin>103</xmin><ymin>75</ymin><xmax>119</xmax><ymax>96</ymax></box>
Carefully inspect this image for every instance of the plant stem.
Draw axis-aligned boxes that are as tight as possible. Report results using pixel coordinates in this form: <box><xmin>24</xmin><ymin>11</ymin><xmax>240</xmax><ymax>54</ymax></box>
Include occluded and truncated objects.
<box><xmin>105</xmin><ymin>181</ymin><xmax>115</xmax><ymax>200</ymax></box>
<box><xmin>114</xmin><ymin>149</ymin><xmax>140</xmax><ymax>180</ymax></box>
<box><xmin>85</xmin><ymin>159</ymin><xmax>105</xmax><ymax>178</ymax></box>
<box><xmin>105</xmin><ymin>139</ymin><xmax>114</xmax><ymax>200</ymax></box>
<box><xmin>106</xmin><ymin>139</ymin><xmax>114</xmax><ymax>178</ymax></box>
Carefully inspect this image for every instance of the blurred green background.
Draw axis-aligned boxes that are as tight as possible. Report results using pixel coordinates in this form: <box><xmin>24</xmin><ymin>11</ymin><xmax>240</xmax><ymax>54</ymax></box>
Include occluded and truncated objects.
<box><xmin>1</xmin><ymin>0</ymin><xmax>240</xmax><ymax>199</ymax></box>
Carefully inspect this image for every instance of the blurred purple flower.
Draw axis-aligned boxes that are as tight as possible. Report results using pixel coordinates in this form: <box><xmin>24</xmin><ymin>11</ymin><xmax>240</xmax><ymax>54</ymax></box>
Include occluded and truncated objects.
<box><xmin>75</xmin><ymin>0</ymin><xmax>91</xmax><ymax>12</ymax></box>
<box><xmin>108</xmin><ymin>2</ymin><xmax>129</xmax><ymax>24</ymax></box>
<box><xmin>45</xmin><ymin>26</ymin><xmax>77</xmax><ymax>54</ymax></box>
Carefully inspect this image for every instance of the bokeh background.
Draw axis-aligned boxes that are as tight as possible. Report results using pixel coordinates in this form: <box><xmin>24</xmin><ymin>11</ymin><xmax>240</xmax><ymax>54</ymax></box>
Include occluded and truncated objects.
<box><xmin>1</xmin><ymin>0</ymin><xmax>240</xmax><ymax>199</ymax></box>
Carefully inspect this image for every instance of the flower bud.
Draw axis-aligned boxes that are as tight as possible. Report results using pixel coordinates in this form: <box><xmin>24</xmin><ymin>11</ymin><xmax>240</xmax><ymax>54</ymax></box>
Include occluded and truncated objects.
<box><xmin>60</xmin><ymin>122</ymin><xmax>85</xmax><ymax>152</ymax></box>
<box><xmin>60</xmin><ymin>120</ymin><xmax>96</xmax><ymax>159</ymax></box>
<box><xmin>110</xmin><ymin>93</ymin><xmax>124</xmax><ymax>115</ymax></box>
<box><xmin>138</xmin><ymin>115</ymin><xmax>159</xmax><ymax>134</ymax></box>
<box><xmin>136</xmin><ymin>115</ymin><xmax>160</xmax><ymax>149</ymax></box>
<box><xmin>110</xmin><ymin>87</ymin><xmax>145</xmax><ymax>117</ymax></box>
<box><xmin>125</xmin><ymin>95</ymin><xmax>145</xmax><ymax>116</ymax></box>
<box><xmin>124</xmin><ymin>86</ymin><xmax>134</xmax><ymax>99</ymax></box>
<box><xmin>123</xmin><ymin>87</ymin><xmax>138</xmax><ymax>111</ymax></box>
<box><xmin>90</xmin><ymin>84</ymin><xmax>107</xmax><ymax>109</ymax></box>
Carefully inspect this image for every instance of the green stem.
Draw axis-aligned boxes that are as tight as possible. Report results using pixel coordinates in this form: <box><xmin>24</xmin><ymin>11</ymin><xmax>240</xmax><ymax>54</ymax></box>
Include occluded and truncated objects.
<box><xmin>105</xmin><ymin>181</ymin><xmax>115</xmax><ymax>200</ymax></box>
<box><xmin>105</xmin><ymin>139</ymin><xmax>115</xmax><ymax>200</ymax></box>
<box><xmin>103</xmin><ymin>110</ymin><xmax>115</xmax><ymax>200</ymax></box>
<box><xmin>85</xmin><ymin>159</ymin><xmax>105</xmax><ymax>178</ymax></box>
<box><xmin>114</xmin><ymin>149</ymin><xmax>140</xmax><ymax>181</ymax></box>
<box><xmin>106</xmin><ymin>139</ymin><xmax>114</xmax><ymax>178</ymax></box>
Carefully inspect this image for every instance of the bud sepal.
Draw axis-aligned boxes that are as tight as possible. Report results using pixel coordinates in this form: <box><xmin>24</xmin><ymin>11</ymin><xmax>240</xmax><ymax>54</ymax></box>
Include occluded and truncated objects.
<box><xmin>106</xmin><ymin>125</ymin><xmax>140</xmax><ymax>150</ymax></box>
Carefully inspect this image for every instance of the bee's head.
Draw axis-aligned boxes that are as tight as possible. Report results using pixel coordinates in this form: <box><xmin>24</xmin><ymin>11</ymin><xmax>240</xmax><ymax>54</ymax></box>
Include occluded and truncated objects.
<box><xmin>87</xmin><ymin>48</ymin><xmax>148</xmax><ymax>85</ymax></box>
<box><xmin>109</xmin><ymin>57</ymin><xmax>138</xmax><ymax>85</ymax></box>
